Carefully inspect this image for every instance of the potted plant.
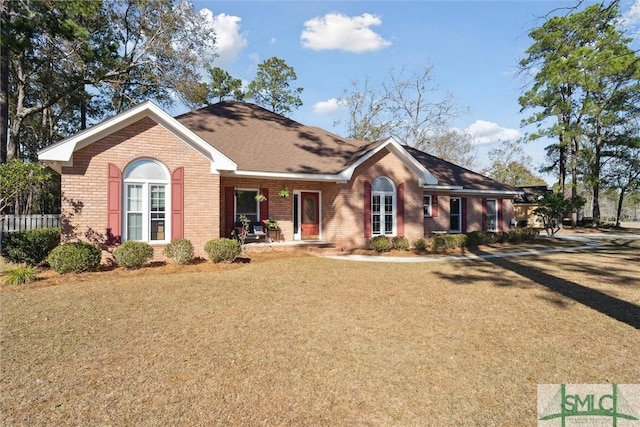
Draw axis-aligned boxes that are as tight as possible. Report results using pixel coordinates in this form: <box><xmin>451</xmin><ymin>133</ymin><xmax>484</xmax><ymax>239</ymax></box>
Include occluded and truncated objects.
<box><xmin>264</xmin><ymin>219</ymin><xmax>281</xmax><ymax>242</ymax></box>
<box><xmin>278</xmin><ymin>187</ymin><xmax>290</xmax><ymax>198</ymax></box>
<box><xmin>265</xmin><ymin>219</ymin><xmax>279</xmax><ymax>229</ymax></box>
<box><xmin>254</xmin><ymin>193</ymin><xmax>267</xmax><ymax>202</ymax></box>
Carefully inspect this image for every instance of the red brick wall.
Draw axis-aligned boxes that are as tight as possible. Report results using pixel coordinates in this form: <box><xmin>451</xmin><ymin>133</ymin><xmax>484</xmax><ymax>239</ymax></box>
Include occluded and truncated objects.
<box><xmin>423</xmin><ymin>194</ymin><xmax>515</xmax><ymax>235</ymax></box>
<box><xmin>61</xmin><ymin>117</ymin><xmax>219</xmax><ymax>259</ymax></box>
<box><xmin>221</xmin><ymin>149</ymin><xmax>423</xmax><ymax>250</ymax></box>
<box><xmin>337</xmin><ymin>149</ymin><xmax>423</xmax><ymax>248</ymax></box>
<box><xmin>62</xmin><ymin>120</ymin><xmax>517</xmax><ymax>259</ymax></box>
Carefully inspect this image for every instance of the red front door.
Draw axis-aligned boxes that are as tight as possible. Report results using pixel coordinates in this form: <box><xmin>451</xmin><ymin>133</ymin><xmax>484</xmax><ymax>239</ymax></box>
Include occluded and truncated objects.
<box><xmin>301</xmin><ymin>192</ymin><xmax>319</xmax><ymax>240</ymax></box>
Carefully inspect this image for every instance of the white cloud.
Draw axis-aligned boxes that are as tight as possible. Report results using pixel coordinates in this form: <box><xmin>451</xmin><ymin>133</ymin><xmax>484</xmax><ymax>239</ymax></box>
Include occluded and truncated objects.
<box><xmin>199</xmin><ymin>9</ymin><xmax>248</xmax><ymax>69</ymax></box>
<box><xmin>301</xmin><ymin>13</ymin><xmax>392</xmax><ymax>53</ymax></box>
<box><xmin>313</xmin><ymin>98</ymin><xmax>345</xmax><ymax>114</ymax></box>
<box><xmin>465</xmin><ymin>120</ymin><xmax>521</xmax><ymax>145</ymax></box>
<box><xmin>621</xmin><ymin>0</ymin><xmax>640</xmax><ymax>27</ymax></box>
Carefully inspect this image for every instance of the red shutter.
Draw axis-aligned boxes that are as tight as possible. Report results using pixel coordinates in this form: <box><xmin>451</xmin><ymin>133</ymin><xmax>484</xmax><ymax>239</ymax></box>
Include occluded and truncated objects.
<box><xmin>225</xmin><ymin>187</ymin><xmax>235</xmax><ymax>237</ymax></box>
<box><xmin>482</xmin><ymin>197</ymin><xmax>487</xmax><ymax>231</ymax></box>
<box><xmin>107</xmin><ymin>163</ymin><xmax>121</xmax><ymax>244</ymax></box>
<box><xmin>461</xmin><ymin>198</ymin><xmax>467</xmax><ymax>233</ymax></box>
<box><xmin>498</xmin><ymin>199</ymin><xmax>504</xmax><ymax>231</ymax></box>
<box><xmin>432</xmin><ymin>195</ymin><xmax>439</xmax><ymax>217</ymax></box>
<box><xmin>397</xmin><ymin>183</ymin><xmax>405</xmax><ymax>237</ymax></box>
<box><xmin>364</xmin><ymin>181</ymin><xmax>372</xmax><ymax>238</ymax></box>
<box><xmin>260</xmin><ymin>187</ymin><xmax>269</xmax><ymax>223</ymax></box>
<box><xmin>171</xmin><ymin>167</ymin><xmax>184</xmax><ymax>240</ymax></box>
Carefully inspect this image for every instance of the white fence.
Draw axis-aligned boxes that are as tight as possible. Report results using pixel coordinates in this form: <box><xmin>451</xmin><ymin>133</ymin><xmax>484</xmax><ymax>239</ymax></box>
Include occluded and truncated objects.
<box><xmin>0</xmin><ymin>214</ymin><xmax>61</xmax><ymax>243</ymax></box>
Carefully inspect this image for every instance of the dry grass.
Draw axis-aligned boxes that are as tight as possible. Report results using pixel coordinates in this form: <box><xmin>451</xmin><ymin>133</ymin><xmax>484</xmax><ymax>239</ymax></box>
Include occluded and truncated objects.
<box><xmin>1</xmin><ymin>239</ymin><xmax>639</xmax><ymax>426</ymax></box>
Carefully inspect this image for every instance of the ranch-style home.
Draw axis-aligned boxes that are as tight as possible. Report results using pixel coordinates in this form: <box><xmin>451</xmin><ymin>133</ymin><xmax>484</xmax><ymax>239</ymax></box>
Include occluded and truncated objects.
<box><xmin>38</xmin><ymin>100</ymin><xmax>520</xmax><ymax>258</ymax></box>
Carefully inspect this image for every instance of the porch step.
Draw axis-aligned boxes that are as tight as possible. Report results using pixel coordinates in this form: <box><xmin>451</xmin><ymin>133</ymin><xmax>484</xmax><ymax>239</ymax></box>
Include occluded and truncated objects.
<box><xmin>242</xmin><ymin>240</ymin><xmax>341</xmax><ymax>255</ymax></box>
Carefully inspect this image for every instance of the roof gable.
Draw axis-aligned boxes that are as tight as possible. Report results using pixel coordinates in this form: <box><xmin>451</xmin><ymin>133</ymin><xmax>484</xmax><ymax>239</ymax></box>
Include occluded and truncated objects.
<box><xmin>37</xmin><ymin>101</ymin><xmax>237</xmax><ymax>173</ymax></box>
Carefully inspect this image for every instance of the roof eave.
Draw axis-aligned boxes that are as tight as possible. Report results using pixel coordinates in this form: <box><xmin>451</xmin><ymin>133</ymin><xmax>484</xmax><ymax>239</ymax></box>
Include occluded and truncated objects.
<box><xmin>37</xmin><ymin>101</ymin><xmax>237</xmax><ymax>172</ymax></box>
<box><xmin>227</xmin><ymin>170</ymin><xmax>349</xmax><ymax>183</ymax></box>
<box><xmin>341</xmin><ymin>136</ymin><xmax>438</xmax><ymax>185</ymax></box>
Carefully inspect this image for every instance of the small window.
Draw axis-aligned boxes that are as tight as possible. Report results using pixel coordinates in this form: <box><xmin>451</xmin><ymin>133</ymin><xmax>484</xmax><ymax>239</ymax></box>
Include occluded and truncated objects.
<box><xmin>423</xmin><ymin>195</ymin><xmax>432</xmax><ymax>217</ymax></box>
<box><xmin>486</xmin><ymin>199</ymin><xmax>498</xmax><ymax>232</ymax></box>
<box><xmin>235</xmin><ymin>189</ymin><xmax>259</xmax><ymax>224</ymax></box>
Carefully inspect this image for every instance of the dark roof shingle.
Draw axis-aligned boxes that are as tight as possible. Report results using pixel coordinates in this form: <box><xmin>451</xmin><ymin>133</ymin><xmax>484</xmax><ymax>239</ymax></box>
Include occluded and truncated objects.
<box><xmin>403</xmin><ymin>146</ymin><xmax>520</xmax><ymax>192</ymax></box>
<box><xmin>175</xmin><ymin>101</ymin><xmax>367</xmax><ymax>174</ymax></box>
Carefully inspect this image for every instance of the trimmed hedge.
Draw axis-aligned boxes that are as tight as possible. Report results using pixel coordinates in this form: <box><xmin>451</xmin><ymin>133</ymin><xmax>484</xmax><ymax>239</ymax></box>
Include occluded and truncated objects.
<box><xmin>370</xmin><ymin>235</ymin><xmax>392</xmax><ymax>252</ymax></box>
<box><xmin>391</xmin><ymin>236</ymin><xmax>410</xmax><ymax>250</ymax></box>
<box><xmin>204</xmin><ymin>238</ymin><xmax>241</xmax><ymax>263</ymax></box>
<box><xmin>47</xmin><ymin>242</ymin><xmax>102</xmax><ymax>274</ymax></box>
<box><xmin>113</xmin><ymin>241</ymin><xmax>154</xmax><ymax>269</ymax></box>
<box><xmin>163</xmin><ymin>239</ymin><xmax>194</xmax><ymax>264</ymax></box>
<box><xmin>432</xmin><ymin>234</ymin><xmax>468</xmax><ymax>250</ymax></box>
<box><xmin>412</xmin><ymin>238</ymin><xmax>428</xmax><ymax>251</ymax></box>
<box><xmin>2</xmin><ymin>227</ymin><xmax>60</xmax><ymax>266</ymax></box>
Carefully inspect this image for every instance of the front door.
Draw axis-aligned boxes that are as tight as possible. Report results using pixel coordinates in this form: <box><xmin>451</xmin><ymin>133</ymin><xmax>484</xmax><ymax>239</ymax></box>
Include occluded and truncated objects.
<box><xmin>301</xmin><ymin>192</ymin><xmax>319</xmax><ymax>240</ymax></box>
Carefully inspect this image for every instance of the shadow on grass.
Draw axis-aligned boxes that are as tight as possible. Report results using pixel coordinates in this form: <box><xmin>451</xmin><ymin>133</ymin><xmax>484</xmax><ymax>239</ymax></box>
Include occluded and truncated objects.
<box><xmin>476</xmin><ymin>248</ymin><xmax>640</xmax><ymax>329</ymax></box>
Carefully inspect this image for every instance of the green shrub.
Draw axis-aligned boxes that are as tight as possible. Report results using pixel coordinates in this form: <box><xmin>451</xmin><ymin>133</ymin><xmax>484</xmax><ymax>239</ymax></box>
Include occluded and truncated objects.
<box><xmin>412</xmin><ymin>238</ymin><xmax>428</xmax><ymax>251</ymax></box>
<box><xmin>113</xmin><ymin>241</ymin><xmax>154</xmax><ymax>269</ymax></box>
<box><xmin>163</xmin><ymin>239</ymin><xmax>194</xmax><ymax>264</ymax></box>
<box><xmin>2</xmin><ymin>265</ymin><xmax>37</xmax><ymax>285</ymax></box>
<box><xmin>512</xmin><ymin>227</ymin><xmax>539</xmax><ymax>242</ymax></box>
<box><xmin>47</xmin><ymin>242</ymin><xmax>102</xmax><ymax>274</ymax></box>
<box><xmin>204</xmin><ymin>238</ymin><xmax>241</xmax><ymax>263</ymax></box>
<box><xmin>370</xmin><ymin>235</ymin><xmax>392</xmax><ymax>252</ymax></box>
<box><xmin>2</xmin><ymin>227</ymin><xmax>60</xmax><ymax>266</ymax></box>
<box><xmin>433</xmin><ymin>234</ymin><xmax>467</xmax><ymax>251</ymax></box>
<box><xmin>466</xmin><ymin>231</ymin><xmax>499</xmax><ymax>246</ymax></box>
<box><xmin>391</xmin><ymin>236</ymin><xmax>410</xmax><ymax>250</ymax></box>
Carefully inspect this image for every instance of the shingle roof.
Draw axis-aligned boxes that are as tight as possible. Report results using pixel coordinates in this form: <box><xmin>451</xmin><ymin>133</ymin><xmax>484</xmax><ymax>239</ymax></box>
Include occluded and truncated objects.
<box><xmin>514</xmin><ymin>185</ymin><xmax>549</xmax><ymax>203</ymax></box>
<box><xmin>403</xmin><ymin>146</ymin><xmax>520</xmax><ymax>192</ymax></box>
<box><xmin>175</xmin><ymin>101</ymin><xmax>370</xmax><ymax>174</ymax></box>
<box><xmin>175</xmin><ymin>101</ymin><xmax>518</xmax><ymax>193</ymax></box>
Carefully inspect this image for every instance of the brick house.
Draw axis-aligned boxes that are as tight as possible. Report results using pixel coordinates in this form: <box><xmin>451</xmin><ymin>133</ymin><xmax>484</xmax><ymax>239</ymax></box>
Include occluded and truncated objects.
<box><xmin>38</xmin><ymin>100</ymin><xmax>520</xmax><ymax>258</ymax></box>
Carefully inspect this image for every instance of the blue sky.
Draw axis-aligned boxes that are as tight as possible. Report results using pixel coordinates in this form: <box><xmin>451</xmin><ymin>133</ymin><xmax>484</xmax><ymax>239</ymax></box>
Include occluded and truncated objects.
<box><xmin>185</xmin><ymin>1</ymin><xmax>640</xmax><ymax>182</ymax></box>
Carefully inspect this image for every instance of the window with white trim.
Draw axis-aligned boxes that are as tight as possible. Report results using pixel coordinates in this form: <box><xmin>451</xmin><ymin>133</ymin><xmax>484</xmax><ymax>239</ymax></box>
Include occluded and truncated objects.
<box><xmin>486</xmin><ymin>199</ymin><xmax>498</xmax><ymax>232</ymax></box>
<box><xmin>123</xmin><ymin>159</ymin><xmax>169</xmax><ymax>243</ymax></box>
<box><xmin>235</xmin><ymin>189</ymin><xmax>259</xmax><ymax>223</ymax></box>
<box><xmin>423</xmin><ymin>195</ymin><xmax>432</xmax><ymax>217</ymax></box>
<box><xmin>372</xmin><ymin>177</ymin><xmax>395</xmax><ymax>235</ymax></box>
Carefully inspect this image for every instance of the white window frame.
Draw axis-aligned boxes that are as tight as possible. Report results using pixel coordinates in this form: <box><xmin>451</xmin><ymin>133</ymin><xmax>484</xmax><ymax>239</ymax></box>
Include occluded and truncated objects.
<box><xmin>486</xmin><ymin>198</ymin><xmax>498</xmax><ymax>232</ymax></box>
<box><xmin>371</xmin><ymin>177</ymin><xmax>395</xmax><ymax>236</ymax></box>
<box><xmin>450</xmin><ymin>197</ymin><xmax>461</xmax><ymax>233</ymax></box>
<box><xmin>123</xmin><ymin>159</ymin><xmax>171</xmax><ymax>244</ymax></box>
<box><xmin>423</xmin><ymin>195</ymin><xmax>432</xmax><ymax>217</ymax></box>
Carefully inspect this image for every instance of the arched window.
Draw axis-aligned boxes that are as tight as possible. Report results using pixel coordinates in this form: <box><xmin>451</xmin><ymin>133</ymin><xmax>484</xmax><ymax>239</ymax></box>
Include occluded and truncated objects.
<box><xmin>371</xmin><ymin>176</ymin><xmax>395</xmax><ymax>235</ymax></box>
<box><xmin>123</xmin><ymin>159</ymin><xmax>170</xmax><ymax>243</ymax></box>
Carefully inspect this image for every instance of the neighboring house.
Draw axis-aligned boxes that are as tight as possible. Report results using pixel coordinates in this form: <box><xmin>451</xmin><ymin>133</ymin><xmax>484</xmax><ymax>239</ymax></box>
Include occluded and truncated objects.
<box><xmin>38</xmin><ymin>100</ymin><xmax>521</xmax><ymax>258</ymax></box>
<box><xmin>514</xmin><ymin>185</ymin><xmax>549</xmax><ymax>227</ymax></box>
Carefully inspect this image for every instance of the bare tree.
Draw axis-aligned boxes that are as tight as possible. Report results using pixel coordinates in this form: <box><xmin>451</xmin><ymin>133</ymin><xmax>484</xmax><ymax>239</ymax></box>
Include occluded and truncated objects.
<box><xmin>338</xmin><ymin>64</ymin><xmax>471</xmax><ymax>166</ymax></box>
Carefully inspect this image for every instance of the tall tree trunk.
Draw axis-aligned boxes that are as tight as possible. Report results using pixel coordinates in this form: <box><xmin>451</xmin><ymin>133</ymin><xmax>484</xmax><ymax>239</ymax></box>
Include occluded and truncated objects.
<box><xmin>570</xmin><ymin>135</ymin><xmax>579</xmax><ymax>228</ymax></box>
<box><xmin>591</xmin><ymin>130</ymin><xmax>602</xmax><ymax>227</ymax></box>
<box><xmin>615</xmin><ymin>187</ymin><xmax>626</xmax><ymax>228</ymax></box>
<box><xmin>0</xmin><ymin>0</ymin><xmax>9</xmax><ymax>163</ymax></box>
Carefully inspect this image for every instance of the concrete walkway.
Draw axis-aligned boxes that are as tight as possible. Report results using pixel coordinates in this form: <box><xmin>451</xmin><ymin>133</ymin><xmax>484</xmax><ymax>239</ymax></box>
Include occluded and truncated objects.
<box><xmin>322</xmin><ymin>233</ymin><xmax>640</xmax><ymax>263</ymax></box>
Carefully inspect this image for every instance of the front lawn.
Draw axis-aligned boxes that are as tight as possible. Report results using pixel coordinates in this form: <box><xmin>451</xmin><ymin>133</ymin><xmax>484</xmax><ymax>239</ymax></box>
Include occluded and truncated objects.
<box><xmin>1</xmin><ymin>240</ymin><xmax>638</xmax><ymax>425</ymax></box>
